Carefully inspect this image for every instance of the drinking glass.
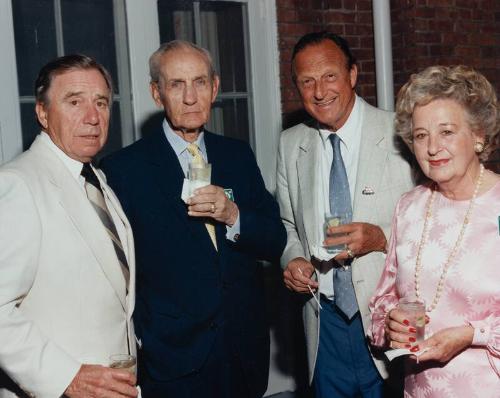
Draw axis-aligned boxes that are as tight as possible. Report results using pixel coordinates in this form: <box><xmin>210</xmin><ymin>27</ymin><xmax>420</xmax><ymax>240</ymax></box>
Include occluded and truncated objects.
<box><xmin>188</xmin><ymin>162</ymin><xmax>211</xmax><ymax>196</ymax></box>
<box><xmin>323</xmin><ymin>213</ymin><xmax>348</xmax><ymax>254</ymax></box>
<box><xmin>398</xmin><ymin>296</ymin><xmax>426</xmax><ymax>345</ymax></box>
<box><xmin>109</xmin><ymin>354</ymin><xmax>137</xmax><ymax>375</ymax></box>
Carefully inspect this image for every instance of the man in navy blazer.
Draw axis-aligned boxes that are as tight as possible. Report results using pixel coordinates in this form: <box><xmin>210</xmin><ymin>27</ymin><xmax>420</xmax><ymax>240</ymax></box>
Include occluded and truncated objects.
<box><xmin>100</xmin><ymin>40</ymin><xmax>286</xmax><ymax>398</ymax></box>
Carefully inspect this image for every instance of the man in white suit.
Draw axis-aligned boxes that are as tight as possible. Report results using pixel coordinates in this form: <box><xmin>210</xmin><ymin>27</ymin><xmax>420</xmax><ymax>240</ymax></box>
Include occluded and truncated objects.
<box><xmin>277</xmin><ymin>32</ymin><xmax>414</xmax><ymax>397</ymax></box>
<box><xmin>0</xmin><ymin>55</ymin><xmax>137</xmax><ymax>398</ymax></box>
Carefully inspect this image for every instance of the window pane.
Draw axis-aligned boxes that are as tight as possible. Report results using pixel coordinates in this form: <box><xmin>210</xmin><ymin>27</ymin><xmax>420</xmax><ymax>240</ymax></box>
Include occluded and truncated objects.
<box><xmin>199</xmin><ymin>2</ymin><xmax>247</xmax><ymax>93</ymax></box>
<box><xmin>157</xmin><ymin>0</ymin><xmax>194</xmax><ymax>42</ymax></box>
<box><xmin>61</xmin><ymin>0</ymin><xmax>119</xmax><ymax>91</ymax></box>
<box><xmin>20</xmin><ymin>102</ymin><xmax>39</xmax><ymax>151</ymax></box>
<box><xmin>209</xmin><ymin>98</ymin><xmax>249</xmax><ymax>143</ymax></box>
<box><xmin>12</xmin><ymin>0</ymin><xmax>57</xmax><ymax>96</ymax></box>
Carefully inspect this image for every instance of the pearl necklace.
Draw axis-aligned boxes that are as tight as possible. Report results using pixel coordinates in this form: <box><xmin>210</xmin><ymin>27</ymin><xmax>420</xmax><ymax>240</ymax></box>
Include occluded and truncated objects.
<box><xmin>414</xmin><ymin>164</ymin><xmax>485</xmax><ymax>312</ymax></box>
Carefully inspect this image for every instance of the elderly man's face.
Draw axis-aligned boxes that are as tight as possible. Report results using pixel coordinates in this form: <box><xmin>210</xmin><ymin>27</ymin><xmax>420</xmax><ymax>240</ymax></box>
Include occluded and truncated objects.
<box><xmin>294</xmin><ymin>40</ymin><xmax>357</xmax><ymax>131</ymax></box>
<box><xmin>35</xmin><ymin>68</ymin><xmax>110</xmax><ymax>162</ymax></box>
<box><xmin>151</xmin><ymin>48</ymin><xmax>219</xmax><ymax>137</ymax></box>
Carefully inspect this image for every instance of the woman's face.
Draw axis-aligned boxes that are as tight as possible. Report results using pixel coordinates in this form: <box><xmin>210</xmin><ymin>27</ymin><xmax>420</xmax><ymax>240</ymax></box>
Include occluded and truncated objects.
<box><xmin>412</xmin><ymin>98</ymin><xmax>482</xmax><ymax>191</ymax></box>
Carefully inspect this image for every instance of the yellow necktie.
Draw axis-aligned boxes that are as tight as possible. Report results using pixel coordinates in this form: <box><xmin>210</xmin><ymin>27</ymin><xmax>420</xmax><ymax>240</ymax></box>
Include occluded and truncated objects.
<box><xmin>186</xmin><ymin>143</ymin><xmax>217</xmax><ymax>250</ymax></box>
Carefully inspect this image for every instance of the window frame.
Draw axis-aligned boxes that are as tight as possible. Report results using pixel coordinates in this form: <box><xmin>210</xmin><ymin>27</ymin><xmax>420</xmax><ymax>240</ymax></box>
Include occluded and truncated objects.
<box><xmin>0</xmin><ymin>0</ymin><xmax>281</xmax><ymax>190</ymax></box>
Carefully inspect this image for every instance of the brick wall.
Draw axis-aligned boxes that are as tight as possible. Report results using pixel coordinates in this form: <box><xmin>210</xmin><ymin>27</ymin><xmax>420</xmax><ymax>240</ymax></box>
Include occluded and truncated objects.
<box><xmin>277</xmin><ymin>0</ymin><xmax>375</xmax><ymax>128</ymax></box>
<box><xmin>276</xmin><ymin>0</ymin><xmax>500</xmax><ymax>167</ymax></box>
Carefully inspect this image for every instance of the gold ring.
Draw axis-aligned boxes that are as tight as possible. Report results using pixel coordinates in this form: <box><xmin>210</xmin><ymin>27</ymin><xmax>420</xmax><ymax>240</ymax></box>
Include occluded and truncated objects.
<box><xmin>346</xmin><ymin>247</ymin><xmax>355</xmax><ymax>258</ymax></box>
<box><xmin>211</xmin><ymin>203</ymin><xmax>216</xmax><ymax>213</ymax></box>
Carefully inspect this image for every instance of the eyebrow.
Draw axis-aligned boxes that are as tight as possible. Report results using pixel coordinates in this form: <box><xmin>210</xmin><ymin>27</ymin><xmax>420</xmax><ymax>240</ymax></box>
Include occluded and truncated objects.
<box><xmin>62</xmin><ymin>91</ymin><xmax>109</xmax><ymax>102</ymax></box>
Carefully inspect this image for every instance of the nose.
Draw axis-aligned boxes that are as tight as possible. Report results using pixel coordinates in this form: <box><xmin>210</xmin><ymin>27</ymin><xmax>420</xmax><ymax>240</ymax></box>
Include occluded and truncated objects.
<box><xmin>427</xmin><ymin>133</ymin><xmax>441</xmax><ymax>156</ymax></box>
<box><xmin>313</xmin><ymin>81</ymin><xmax>325</xmax><ymax>100</ymax></box>
<box><xmin>183</xmin><ymin>82</ymin><xmax>198</xmax><ymax>105</ymax></box>
<box><xmin>84</xmin><ymin>104</ymin><xmax>99</xmax><ymax>125</ymax></box>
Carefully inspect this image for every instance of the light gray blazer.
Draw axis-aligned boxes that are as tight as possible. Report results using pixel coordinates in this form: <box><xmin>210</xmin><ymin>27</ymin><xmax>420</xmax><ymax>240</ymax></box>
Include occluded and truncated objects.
<box><xmin>0</xmin><ymin>135</ymin><xmax>136</xmax><ymax>398</ymax></box>
<box><xmin>276</xmin><ymin>98</ymin><xmax>414</xmax><ymax>381</ymax></box>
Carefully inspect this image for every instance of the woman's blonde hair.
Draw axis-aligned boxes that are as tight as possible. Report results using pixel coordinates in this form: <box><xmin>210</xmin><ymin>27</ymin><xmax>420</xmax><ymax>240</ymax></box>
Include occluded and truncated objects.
<box><xmin>395</xmin><ymin>65</ymin><xmax>499</xmax><ymax>161</ymax></box>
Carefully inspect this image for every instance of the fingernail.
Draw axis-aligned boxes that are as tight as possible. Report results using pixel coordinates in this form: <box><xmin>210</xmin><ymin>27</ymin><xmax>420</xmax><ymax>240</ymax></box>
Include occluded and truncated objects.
<box><xmin>403</xmin><ymin>319</ymin><xmax>410</xmax><ymax>326</ymax></box>
<box><xmin>405</xmin><ymin>344</ymin><xmax>411</xmax><ymax>348</ymax></box>
<box><xmin>409</xmin><ymin>337</ymin><xmax>416</xmax><ymax>342</ymax></box>
<box><xmin>410</xmin><ymin>345</ymin><xmax>419</xmax><ymax>352</ymax></box>
<box><xmin>409</xmin><ymin>327</ymin><xmax>417</xmax><ymax>333</ymax></box>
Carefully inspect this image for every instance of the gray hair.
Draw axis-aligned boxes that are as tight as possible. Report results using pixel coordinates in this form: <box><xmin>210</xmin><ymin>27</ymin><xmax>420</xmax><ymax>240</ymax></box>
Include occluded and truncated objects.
<box><xmin>149</xmin><ymin>40</ymin><xmax>217</xmax><ymax>84</ymax></box>
<box><xmin>395</xmin><ymin>65</ymin><xmax>500</xmax><ymax>161</ymax></box>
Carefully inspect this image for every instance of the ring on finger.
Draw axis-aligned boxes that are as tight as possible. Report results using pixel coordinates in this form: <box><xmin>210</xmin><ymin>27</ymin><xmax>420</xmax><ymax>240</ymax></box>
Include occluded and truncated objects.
<box><xmin>346</xmin><ymin>247</ymin><xmax>355</xmax><ymax>258</ymax></box>
<box><xmin>210</xmin><ymin>203</ymin><xmax>216</xmax><ymax>213</ymax></box>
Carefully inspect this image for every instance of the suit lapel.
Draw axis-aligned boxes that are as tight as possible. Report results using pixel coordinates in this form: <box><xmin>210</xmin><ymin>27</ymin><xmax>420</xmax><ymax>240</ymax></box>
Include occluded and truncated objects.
<box><xmin>146</xmin><ymin>130</ymin><xmax>217</xmax><ymax>256</ymax></box>
<box><xmin>296</xmin><ymin>128</ymin><xmax>320</xmax><ymax>249</ymax></box>
<box><xmin>30</xmin><ymin>137</ymin><xmax>127</xmax><ymax>310</ymax></box>
<box><xmin>353</xmin><ymin>104</ymin><xmax>388</xmax><ymax>223</ymax></box>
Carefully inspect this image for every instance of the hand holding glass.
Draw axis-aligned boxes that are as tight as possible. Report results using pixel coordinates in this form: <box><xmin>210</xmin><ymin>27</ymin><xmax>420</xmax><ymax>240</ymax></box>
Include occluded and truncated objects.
<box><xmin>398</xmin><ymin>296</ymin><xmax>426</xmax><ymax>345</ymax></box>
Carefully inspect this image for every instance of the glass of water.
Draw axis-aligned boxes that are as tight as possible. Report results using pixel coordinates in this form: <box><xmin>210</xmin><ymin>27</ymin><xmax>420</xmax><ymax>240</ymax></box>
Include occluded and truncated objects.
<box><xmin>398</xmin><ymin>296</ymin><xmax>426</xmax><ymax>345</ymax></box>
<box><xmin>109</xmin><ymin>354</ymin><xmax>137</xmax><ymax>375</ymax></box>
<box><xmin>323</xmin><ymin>213</ymin><xmax>349</xmax><ymax>254</ymax></box>
<box><xmin>188</xmin><ymin>162</ymin><xmax>211</xmax><ymax>196</ymax></box>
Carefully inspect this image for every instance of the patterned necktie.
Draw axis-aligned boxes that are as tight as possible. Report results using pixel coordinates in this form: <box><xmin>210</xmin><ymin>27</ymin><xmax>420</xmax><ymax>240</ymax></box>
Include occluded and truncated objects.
<box><xmin>186</xmin><ymin>143</ymin><xmax>217</xmax><ymax>250</ymax></box>
<box><xmin>329</xmin><ymin>134</ymin><xmax>358</xmax><ymax>319</ymax></box>
<box><xmin>81</xmin><ymin>163</ymin><xmax>130</xmax><ymax>286</ymax></box>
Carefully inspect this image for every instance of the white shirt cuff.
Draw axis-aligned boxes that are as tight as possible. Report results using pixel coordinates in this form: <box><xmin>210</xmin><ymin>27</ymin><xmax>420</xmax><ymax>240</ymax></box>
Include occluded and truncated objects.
<box><xmin>470</xmin><ymin>320</ymin><xmax>490</xmax><ymax>346</ymax></box>
<box><xmin>225</xmin><ymin>213</ymin><xmax>241</xmax><ymax>242</ymax></box>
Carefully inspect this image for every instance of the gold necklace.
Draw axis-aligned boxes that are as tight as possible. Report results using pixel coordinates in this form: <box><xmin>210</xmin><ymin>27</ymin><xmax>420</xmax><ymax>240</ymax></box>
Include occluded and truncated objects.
<box><xmin>414</xmin><ymin>164</ymin><xmax>485</xmax><ymax>312</ymax></box>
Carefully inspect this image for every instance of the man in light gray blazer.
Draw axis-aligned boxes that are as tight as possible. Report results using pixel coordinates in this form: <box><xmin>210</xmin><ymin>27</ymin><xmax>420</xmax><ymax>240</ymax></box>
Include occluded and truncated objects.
<box><xmin>0</xmin><ymin>55</ymin><xmax>137</xmax><ymax>398</ymax></box>
<box><xmin>276</xmin><ymin>32</ymin><xmax>414</xmax><ymax>397</ymax></box>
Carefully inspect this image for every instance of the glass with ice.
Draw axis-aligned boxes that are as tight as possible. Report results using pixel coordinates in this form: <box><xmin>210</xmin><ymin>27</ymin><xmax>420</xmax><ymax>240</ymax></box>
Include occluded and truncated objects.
<box><xmin>399</xmin><ymin>296</ymin><xmax>426</xmax><ymax>345</ymax></box>
<box><xmin>188</xmin><ymin>162</ymin><xmax>211</xmax><ymax>196</ymax></box>
<box><xmin>323</xmin><ymin>213</ymin><xmax>348</xmax><ymax>254</ymax></box>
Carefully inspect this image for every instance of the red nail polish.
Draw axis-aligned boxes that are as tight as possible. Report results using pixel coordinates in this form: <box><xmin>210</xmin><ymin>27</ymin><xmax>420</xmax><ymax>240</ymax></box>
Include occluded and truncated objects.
<box><xmin>409</xmin><ymin>336</ymin><xmax>416</xmax><ymax>342</ymax></box>
<box><xmin>410</xmin><ymin>346</ymin><xmax>419</xmax><ymax>352</ymax></box>
<box><xmin>409</xmin><ymin>327</ymin><xmax>417</xmax><ymax>333</ymax></box>
<box><xmin>403</xmin><ymin>319</ymin><xmax>410</xmax><ymax>326</ymax></box>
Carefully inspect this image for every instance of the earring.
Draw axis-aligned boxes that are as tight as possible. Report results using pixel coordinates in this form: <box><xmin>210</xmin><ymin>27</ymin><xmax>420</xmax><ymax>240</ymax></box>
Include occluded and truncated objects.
<box><xmin>474</xmin><ymin>142</ymin><xmax>485</xmax><ymax>154</ymax></box>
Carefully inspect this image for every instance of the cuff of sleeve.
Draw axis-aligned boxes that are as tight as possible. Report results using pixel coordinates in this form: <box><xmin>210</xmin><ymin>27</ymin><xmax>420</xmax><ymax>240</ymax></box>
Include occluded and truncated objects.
<box><xmin>469</xmin><ymin>320</ymin><xmax>491</xmax><ymax>346</ymax></box>
<box><xmin>225</xmin><ymin>213</ymin><xmax>241</xmax><ymax>242</ymax></box>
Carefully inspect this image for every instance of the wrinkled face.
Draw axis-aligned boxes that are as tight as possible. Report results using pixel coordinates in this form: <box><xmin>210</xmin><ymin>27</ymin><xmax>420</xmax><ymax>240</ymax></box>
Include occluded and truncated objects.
<box><xmin>412</xmin><ymin>98</ymin><xmax>483</xmax><ymax>188</ymax></box>
<box><xmin>35</xmin><ymin>68</ymin><xmax>110</xmax><ymax>163</ymax></box>
<box><xmin>151</xmin><ymin>48</ymin><xmax>219</xmax><ymax>136</ymax></box>
<box><xmin>293</xmin><ymin>40</ymin><xmax>357</xmax><ymax>131</ymax></box>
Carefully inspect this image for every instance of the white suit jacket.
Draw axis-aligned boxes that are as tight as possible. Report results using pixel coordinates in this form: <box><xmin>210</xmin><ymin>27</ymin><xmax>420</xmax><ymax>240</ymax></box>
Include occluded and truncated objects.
<box><xmin>276</xmin><ymin>98</ymin><xmax>414</xmax><ymax>381</ymax></box>
<box><xmin>0</xmin><ymin>135</ymin><xmax>136</xmax><ymax>397</ymax></box>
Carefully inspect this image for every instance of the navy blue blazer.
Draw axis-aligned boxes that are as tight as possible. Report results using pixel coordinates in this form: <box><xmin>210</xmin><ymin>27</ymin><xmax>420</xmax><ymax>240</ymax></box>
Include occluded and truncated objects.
<box><xmin>101</xmin><ymin>129</ymin><xmax>286</xmax><ymax>396</ymax></box>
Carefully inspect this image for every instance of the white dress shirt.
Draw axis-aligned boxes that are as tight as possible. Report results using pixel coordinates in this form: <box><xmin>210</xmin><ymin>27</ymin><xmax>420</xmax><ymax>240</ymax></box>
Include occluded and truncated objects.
<box><xmin>311</xmin><ymin>95</ymin><xmax>364</xmax><ymax>299</ymax></box>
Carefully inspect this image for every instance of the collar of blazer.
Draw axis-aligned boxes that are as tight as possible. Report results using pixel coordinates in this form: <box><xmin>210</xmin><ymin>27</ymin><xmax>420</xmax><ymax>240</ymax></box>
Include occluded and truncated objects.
<box><xmin>30</xmin><ymin>136</ymin><xmax>128</xmax><ymax>310</ymax></box>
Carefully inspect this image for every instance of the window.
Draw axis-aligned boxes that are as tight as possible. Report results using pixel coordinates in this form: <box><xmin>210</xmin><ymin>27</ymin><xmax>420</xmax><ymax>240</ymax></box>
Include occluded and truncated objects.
<box><xmin>157</xmin><ymin>0</ymin><xmax>253</xmax><ymax>145</ymax></box>
<box><xmin>0</xmin><ymin>0</ymin><xmax>281</xmax><ymax>189</ymax></box>
<box><xmin>11</xmin><ymin>0</ymin><xmax>133</xmax><ymax>159</ymax></box>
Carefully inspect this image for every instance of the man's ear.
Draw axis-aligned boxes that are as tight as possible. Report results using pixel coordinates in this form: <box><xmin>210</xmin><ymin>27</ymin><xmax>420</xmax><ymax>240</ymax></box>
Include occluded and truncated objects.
<box><xmin>211</xmin><ymin>75</ymin><xmax>220</xmax><ymax>104</ymax></box>
<box><xmin>349</xmin><ymin>64</ymin><xmax>358</xmax><ymax>89</ymax></box>
<box><xmin>35</xmin><ymin>102</ymin><xmax>48</xmax><ymax>130</ymax></box>
<box><xmin>150</xmin><ymin>82</ymin><xmax>163</xmax><ymax>108</ymax></box>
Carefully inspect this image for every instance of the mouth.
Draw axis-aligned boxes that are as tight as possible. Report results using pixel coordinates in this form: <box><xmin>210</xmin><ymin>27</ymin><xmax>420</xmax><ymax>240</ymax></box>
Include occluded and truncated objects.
<box><xmin>428</xmin><ymin>159</ymin><xmax>449</xmax><ymax>167</ymax></box>
<box><xmin>314</xmin><ymin>98</ymin><xmax>336</xmax><ymax>107</ymax></box>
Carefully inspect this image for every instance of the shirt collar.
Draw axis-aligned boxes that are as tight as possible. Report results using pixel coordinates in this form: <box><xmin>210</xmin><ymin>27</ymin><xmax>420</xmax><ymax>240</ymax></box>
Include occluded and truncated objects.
<box><xmin>39</xmin><ymin>131</ymin><xmax>84</xmax><ymax>181</ymax></box>
<box><xmin>162</xmin><ymin>119</ymin><xmax>206</xmax><ymax>156</ymax></box>
<box><xmin>318</xmin><ymin>94</ymin><xmax>363</xmax><ymax>151</ymax></box>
